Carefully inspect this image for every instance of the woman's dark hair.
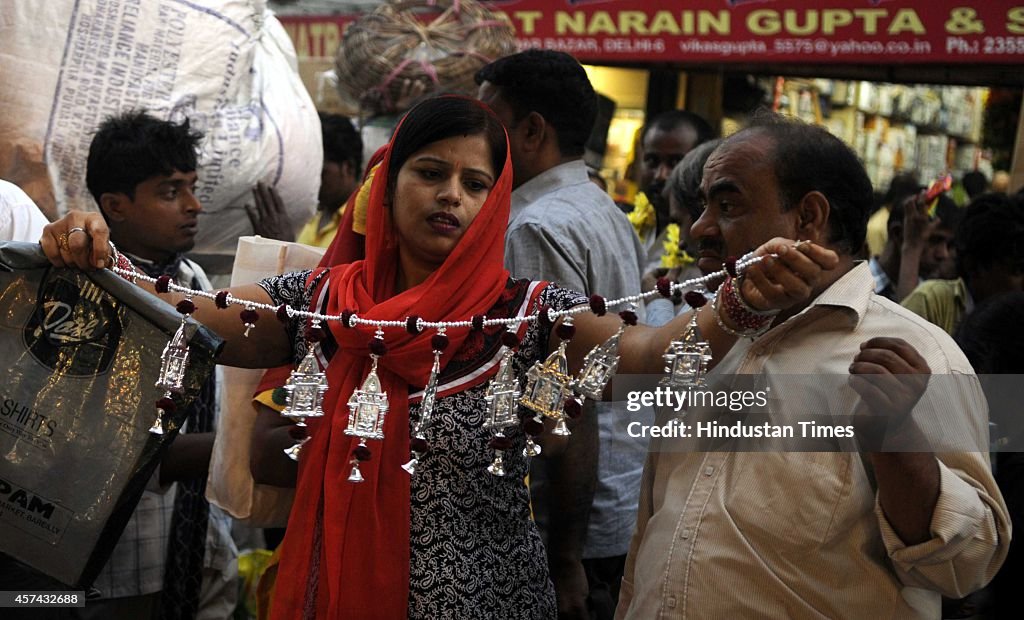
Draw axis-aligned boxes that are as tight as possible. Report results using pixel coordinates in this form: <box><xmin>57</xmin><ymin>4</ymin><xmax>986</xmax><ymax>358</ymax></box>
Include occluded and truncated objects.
<box><xmin>386</xmin><ymin>96</ymin><xmax>507</xmax><ymax>198</ymax></box>
<box><xmin>86</xmin><ymin>109</ymin><xmax>202</xmax><ymax>204</ymax></box>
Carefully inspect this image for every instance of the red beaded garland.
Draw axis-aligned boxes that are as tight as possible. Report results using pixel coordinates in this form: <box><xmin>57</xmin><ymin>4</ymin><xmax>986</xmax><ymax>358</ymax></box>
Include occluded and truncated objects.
<box><xmin>656</xmin><ymin>277</ymin><xmax>673</xmax><ymax>298</ymax></box>
<box><xmin>155</xmin><ymin>275</ymin><xmax>171</xmax><ymax>293</ymax></box>
<box><xmin>488</xmin><ymin>435</ymin><xmax>513</xmax><ymax>450</ymax></box>
<box><xmin>353</xmin><ymin>445</ymin><xmax>372</xmax><ymax>461</ymax></box>
<box><xmin>369</xmin><ymin>337</ymin><xmax>387</xmax><ymax>356</ymax></box>
<box><xmin>619</xmin><ymin>310</ymin><xmax>638</xmax><ymax>326</ymax></box>
<box><xmin>410</xmin><ymin>437</ymin><xmax>430</xmax><ymax>454</ymax></box>
<box><xmin>406</xmin><ymin>316</ymin><xmax>422</xmax><ymax>334</ymax></box>
<box><xmin>537</xmin><ymin>305</ymin><xmax>554</xmax><ymax>328</ymax></box>
<box><xmin>563</xmin><ymin>397</ymin><xmax>582</xmax><ymax>419</ymax></box>
<box><xmin>288</xmin><ymin>425</ymin><xmax>308</xmax><ymax>440</ymax></box>
<box><xmin>471</xmin><ymin>315</ymin><xmax>485</xmax><ymax>331</ymax></box>
<box><xmin>156</xmin><ymin>396</ymin><xmax>176</xmax><ymax>412</ymax></box>
<box><xmin>240</xmin><ymin>309</ymin><xmax>259</xmax><ymax>324</ymax></box>
<box><xmin>724</xmin><ymin>256</ymin><xmax>738</xmax><ymax>278</ymax></box>
<box><xmin>500</xmin><ymin>330</ymin><xmax>520</xmax><ymax>348</ymax></box>
<box><xmin>341</xmin><ymin>310</ymin><xmax>355</xmax><ymax>328</ymax></box>
<box><xmin>555</xmin><ymin>321</ymin><xmax>576</xmax><ymax>341</ymax></box>
<box><xmin>175</xmin><ymin>299</ymin><xmax>196</xmax><ymax>315</ymax></box>
<box><xmin>588</xmin><ymin>295</ymin><xmax>607</xmax><ymax>316</ymax></box>
<box><xmin>522</xmin><ymin>416</ymin><xmax>544</xmax><ymax>436</ymax></box>
<box><xmin>214</xmin><ymin>291</ymin><xmax>230</xmax><ymax>309</ymax></box>
<box><xmin>276</xmin><ymin>304</ymin><xmax>290</xmax><ymax>322</ymax></box>
<box><xmin>431</xmin><ymin>333</ymin><xmax>450</xmax><ymax>351</ymax></box>
<box><xmin>684</xmin><ymin>291</ymin><xmax>708</xmax><ymax>308</ymax></box>
<box><xmin>305</xmin><ymin>323</ymin><xmax>326</xmax><ymax>343</ymax></box>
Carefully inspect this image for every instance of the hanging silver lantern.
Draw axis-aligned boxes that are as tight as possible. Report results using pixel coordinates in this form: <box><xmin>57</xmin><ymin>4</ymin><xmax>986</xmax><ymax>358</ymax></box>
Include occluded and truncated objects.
<box><xmin>280</xmin><ymin>341</ymin><xmax>328</xmax><ymax>461</ymax></box>
<box><xmin>484</xmin><ymin>347</ymin><xmax>521</xmax><ymax>476</ymax></box>
<box><xmin>572</xmin><ymin>325</ymin><xmax>623</xmax><ymax>401</ymax></box>
<box><xmin>660</xmin><ymin>314</ymin><xmax>712</xmax><ymax>391</ymax></box>
<box><xmin>520</xmin><ymin>340</ymin><xmax>574</xmax><ymax>436</ymax></box>
<box><xmin>282</xmin><ymin>346</ymin><xmax>328</xmax><ymax>419</ymax></box>
<box><xmin>345</xmin><ymin>355</ymin><xmax>389</xmax><ymax>482</ymax></box>
<box><xmin>403</xmin><ymin>349</ymin><xmax>442</xmax><ymax>476</ymax></box>
<box><xmin>151</xmin><ymin>317</ymin><xmax>190</xmax><ymax>435</ymax></box>
<box><xmin>156</xmin><ymin>318</ymin><xmax>190</xmax><ymax>394</ymax></box>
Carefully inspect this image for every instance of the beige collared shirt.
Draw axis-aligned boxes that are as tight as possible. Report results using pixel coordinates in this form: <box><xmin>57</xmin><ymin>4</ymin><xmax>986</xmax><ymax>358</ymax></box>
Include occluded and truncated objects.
<box><xmin>617</xmin><ymin>262</ymin><xmax>1010</xmax><ymax>620</ymax></box>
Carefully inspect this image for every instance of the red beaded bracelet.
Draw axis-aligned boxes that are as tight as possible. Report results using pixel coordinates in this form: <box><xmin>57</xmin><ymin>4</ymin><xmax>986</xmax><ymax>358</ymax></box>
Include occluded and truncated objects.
<box><xmin>714</xmin><ymin>276</ymin><xmax>777</xmax><ymax>338</ymax></box>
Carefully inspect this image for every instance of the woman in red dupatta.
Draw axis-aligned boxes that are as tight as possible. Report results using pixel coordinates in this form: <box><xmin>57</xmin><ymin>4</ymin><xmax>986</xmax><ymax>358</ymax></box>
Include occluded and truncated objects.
<box><xmin>266</xmin><ymin>95</ymin><xmax>566</xmax><ymax>619</ymax></box>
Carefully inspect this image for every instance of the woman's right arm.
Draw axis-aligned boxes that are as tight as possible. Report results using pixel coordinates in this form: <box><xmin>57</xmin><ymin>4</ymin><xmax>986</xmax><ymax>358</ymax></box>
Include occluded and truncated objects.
<box><xmin>41</xmin><ymin>211</ymin><xmax>294</xmax><ymax>368</ymax></box>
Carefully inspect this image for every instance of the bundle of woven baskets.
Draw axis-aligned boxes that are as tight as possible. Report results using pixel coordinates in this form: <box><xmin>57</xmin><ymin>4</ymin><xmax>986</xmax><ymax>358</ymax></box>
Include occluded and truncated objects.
<box><xmin>335</xmin><ymin>0</ymin><xmax>517</xmax><ymax>117</ymax></box>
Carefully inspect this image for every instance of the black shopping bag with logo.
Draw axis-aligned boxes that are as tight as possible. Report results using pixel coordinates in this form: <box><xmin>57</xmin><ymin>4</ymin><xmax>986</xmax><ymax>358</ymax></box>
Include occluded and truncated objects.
<box><xmin>0</xmin><ymin>242</ymin><xmax>223</xmax><ymax>588</ymax></box>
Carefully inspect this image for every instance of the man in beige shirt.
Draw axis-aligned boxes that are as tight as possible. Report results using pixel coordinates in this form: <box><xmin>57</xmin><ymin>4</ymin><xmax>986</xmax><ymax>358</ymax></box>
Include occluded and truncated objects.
<box><xmin>616</xmin><ymin>117</ymin><xmax>1010</xmax><ymax>619</ymax></box>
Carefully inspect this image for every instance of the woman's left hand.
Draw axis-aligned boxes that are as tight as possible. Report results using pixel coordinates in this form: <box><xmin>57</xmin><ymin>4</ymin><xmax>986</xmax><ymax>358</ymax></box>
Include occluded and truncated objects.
<box><xmin>40</xmin><ymin>210</ymin><xmax>112</xmax><ymax>270</ymax></box>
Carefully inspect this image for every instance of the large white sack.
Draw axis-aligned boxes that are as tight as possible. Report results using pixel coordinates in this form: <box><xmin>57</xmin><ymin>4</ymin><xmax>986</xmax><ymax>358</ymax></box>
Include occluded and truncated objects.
<box><xmin>0</xmin><ymin>0</ymin><xmax>320</xmax><ymax>263</ymax></box>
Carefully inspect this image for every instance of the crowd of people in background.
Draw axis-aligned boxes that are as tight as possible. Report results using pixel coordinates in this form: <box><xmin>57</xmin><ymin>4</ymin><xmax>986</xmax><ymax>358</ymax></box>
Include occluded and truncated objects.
<box><xmin>2</xmin><ymin>45</ymin><xmax>1023</xmax><ymax>620</ymax></box>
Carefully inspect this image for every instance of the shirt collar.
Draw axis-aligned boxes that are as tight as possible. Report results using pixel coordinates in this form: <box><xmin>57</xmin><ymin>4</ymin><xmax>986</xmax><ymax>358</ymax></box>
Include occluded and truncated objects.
<box><xmin>805</xmin><ymin>261</ymin><xmax>875</xmax><ymax>328</ymax></box>
<box><xmin>510</xmin><ymin>160</ymin><xmax>589</xmax><ymax>225</ymax></box>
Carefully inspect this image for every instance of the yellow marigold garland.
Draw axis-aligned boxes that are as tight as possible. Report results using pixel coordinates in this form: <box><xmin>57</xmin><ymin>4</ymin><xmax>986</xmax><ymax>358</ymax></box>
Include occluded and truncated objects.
<box><xmin>627</xmin><ymin>192</ymin><xmax>656</xmax><ymax>239</ymax></box>
<box><xmin>660</xmin><ymin>223</ymin><xmax>696</xmax><ymax>269</ymax></box>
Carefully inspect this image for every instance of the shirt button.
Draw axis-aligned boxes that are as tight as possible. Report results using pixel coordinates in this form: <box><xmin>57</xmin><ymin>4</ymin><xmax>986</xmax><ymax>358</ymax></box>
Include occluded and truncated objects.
<box><xmin>681</xmin><ymin>527</ymin><xmax>691</xmax><ymax>540</ymax></box>
<box><xmin>666</xmin><ymin>596</ymin><xmax>677</xmax><ymax>609</ymax></box>
<box><xmin>704</xmin><ymin>466</ymin><xmax>715</xmax><ymax>476</ymax></box>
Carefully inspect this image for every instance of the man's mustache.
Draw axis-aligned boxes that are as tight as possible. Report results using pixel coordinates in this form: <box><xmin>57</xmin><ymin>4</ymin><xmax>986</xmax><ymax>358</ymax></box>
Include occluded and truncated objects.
<box><xmin>696</xmin><ymin>238</ymin><xmax>725</xmax><ymax>255</ymax></box>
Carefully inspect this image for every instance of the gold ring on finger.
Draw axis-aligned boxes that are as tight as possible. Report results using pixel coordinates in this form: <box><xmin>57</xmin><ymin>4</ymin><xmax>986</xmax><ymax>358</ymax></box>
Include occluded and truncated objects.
<box><xmin>58</xmin><ymin>232</ymin><xmax>71</xmax><ymax>252</ymax></box>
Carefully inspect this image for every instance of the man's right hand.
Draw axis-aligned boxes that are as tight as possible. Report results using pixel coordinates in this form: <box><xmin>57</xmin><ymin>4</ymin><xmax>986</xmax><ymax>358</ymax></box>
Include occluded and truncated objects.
<box><xmin>40</xmin><ymin>210</ymin><xmax>111</xmax><ymax>270</ymax></box>
<box><xmin>901</xmin><ymin>191</ymin><xmax>933</xmax><ymax>252</ymax></box>
<box><xmin>738</xmin><ymin>238</ymin><xmax>840</xmax><ymax>313</ymax></box>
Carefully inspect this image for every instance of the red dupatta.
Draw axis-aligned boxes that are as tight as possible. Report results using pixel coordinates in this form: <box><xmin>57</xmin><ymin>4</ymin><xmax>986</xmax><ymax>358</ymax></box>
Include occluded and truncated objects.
<box><xmin>271</xmin><ymin>98</ymin><xmax>513</xmax><ymax>620</ymax></box>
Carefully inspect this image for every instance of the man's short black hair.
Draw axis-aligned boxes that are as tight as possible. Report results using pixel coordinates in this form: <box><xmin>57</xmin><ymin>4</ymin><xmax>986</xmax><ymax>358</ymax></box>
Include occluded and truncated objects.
<box><xmin>475</xmin><ymin>50</ymin><xmax>596</xmax><ymax>157</ymax></box>
<box><xmin>319</xmin><ymin>112</ymin><xmax>362</xmax><ymax>173</ymax></box>
<box><xmin>955</xmin><ymin>192</ymin><xmax>1024</xmax><ymax>278</ymax></box>
<box><xmin>641</xmin><ymin>110</ymin><xmax>715</xmax><ymax>146</ymax></box>
<box><xmin>883</xmin><ymin>173</ymin><xmax>922</xmax><ymax>210</ymax></box>
<box><xmin>86</xmin><ymin>110</ymin><xmax>202</xmax><ymax>205</ymax></box>
<box><xmin>962</xmin><ymin>170</ymin><xmax>988</xmax><ymax>199</ymax></box>
<box><xmin>739</xmin><ymin>114</ymin><xmax>874</xmax><ymax>255</ymax></box>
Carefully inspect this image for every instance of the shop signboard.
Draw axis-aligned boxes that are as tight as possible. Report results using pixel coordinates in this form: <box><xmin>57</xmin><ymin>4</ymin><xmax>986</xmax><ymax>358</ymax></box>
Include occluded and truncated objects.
<box><xmin>280</xmin><ymin>0</ymin><xmax>1024</xmax><ymax>64</ymax></box>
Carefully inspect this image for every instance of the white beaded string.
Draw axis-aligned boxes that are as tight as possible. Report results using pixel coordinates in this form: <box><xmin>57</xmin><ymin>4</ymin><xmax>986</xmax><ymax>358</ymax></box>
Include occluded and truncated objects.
<box><xmin>111</xmin><ymin>251</ymin><xmax>774</xmax><ymax>332</ymax></box>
